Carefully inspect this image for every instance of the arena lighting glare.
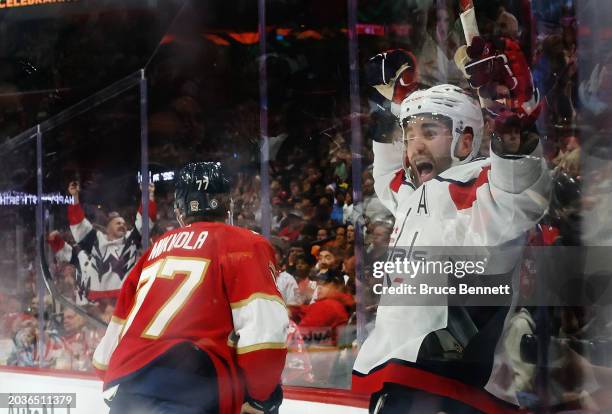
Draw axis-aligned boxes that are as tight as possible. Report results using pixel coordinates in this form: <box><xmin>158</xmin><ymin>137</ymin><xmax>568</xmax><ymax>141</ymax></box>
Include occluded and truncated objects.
<box><xmin>0</xmin><ymin>191</ymin><xmax>73</xmax><ymax>206</ymax></box>
<box><xmin>137</xmin><ymin>170</ymin><xmax>175</xmax><ymax>183</ymax></box>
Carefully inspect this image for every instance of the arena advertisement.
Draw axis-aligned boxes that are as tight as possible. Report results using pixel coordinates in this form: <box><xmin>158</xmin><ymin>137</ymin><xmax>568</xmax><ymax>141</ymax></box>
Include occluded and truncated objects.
<box><xmin>1</xmin><ymin>0</ymin><xmax>611</xmax><ymax>413</ymax></box>
<box><xmin>0</xmin><ymin>0</ymin><xmax>78</xmax><ymax>9</ymax></box>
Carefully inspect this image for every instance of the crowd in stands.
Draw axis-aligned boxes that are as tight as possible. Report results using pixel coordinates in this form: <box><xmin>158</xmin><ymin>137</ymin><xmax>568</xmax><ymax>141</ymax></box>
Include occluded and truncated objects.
<box><xmin>1</xmin><ymin>0</ymin><xmax>609</xmax><ymax>397</ymax></box>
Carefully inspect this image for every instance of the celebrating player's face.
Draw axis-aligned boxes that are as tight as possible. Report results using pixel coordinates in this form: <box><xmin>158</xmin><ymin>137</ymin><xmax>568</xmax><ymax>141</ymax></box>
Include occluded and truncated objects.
<box><xmin>402</xmin><ymin>115</ymin><xmax>453</xmax><ymax>185</ymax></box>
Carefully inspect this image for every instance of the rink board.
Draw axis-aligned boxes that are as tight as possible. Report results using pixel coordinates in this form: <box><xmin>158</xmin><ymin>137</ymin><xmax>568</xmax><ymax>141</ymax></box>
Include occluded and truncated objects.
<box><xmin>0</xmin><ymin>367</ymin><xmax>368</xmax><ymax>414</ymax></box>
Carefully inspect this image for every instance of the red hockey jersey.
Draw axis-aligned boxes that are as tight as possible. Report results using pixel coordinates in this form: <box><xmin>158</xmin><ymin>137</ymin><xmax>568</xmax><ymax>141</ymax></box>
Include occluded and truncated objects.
<box><xmin>93</xmin><ymin>222</ymin><xmax>289</xmax><ymax>414</ymax></box>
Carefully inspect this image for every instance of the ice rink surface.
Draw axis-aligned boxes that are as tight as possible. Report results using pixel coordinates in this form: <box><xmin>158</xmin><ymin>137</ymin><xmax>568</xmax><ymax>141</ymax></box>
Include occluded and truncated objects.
<box><xmin>0</xmin><ymin>369</ymin><xmax>367</xmax><ymax>414</ymax></box>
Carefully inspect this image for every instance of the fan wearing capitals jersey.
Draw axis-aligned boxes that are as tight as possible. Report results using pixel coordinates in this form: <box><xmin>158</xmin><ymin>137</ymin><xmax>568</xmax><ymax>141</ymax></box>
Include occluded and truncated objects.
<box><xmin>353</xmin><ymin>50</ymin><xmax>551</xmax><ymax>414</ymax></box>
<box><xmin>93</xmin><ymin>162</ymin><xmax>289</xmax><ymax>414</ymax></box>
<box><xmin>55</xmin><ymin>181</ymin><xmax>158</xmax><ymax>301</ymax></box>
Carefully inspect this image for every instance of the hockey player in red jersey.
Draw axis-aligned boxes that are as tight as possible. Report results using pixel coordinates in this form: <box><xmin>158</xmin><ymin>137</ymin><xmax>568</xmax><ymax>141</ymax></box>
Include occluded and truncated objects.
<box><xmin>93</xmin><ymin>162</ymin><xmax>289</xmax><ymax>414</ymax></box>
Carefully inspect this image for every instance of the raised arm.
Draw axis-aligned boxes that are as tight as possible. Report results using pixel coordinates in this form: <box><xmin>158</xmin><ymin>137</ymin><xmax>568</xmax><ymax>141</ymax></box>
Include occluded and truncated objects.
<box><xmin>366</xmin><ymin>50</ymin><xmax>419</xmax><ymax>217</ymax></box>
<box><xmin>134</xmin><ymin>182</ymin><xmax>157</xmax><ymax>234</ymax></box>
<box><xmin>372</xmin><ymin>137</ymin><xmax>411</xmax><ymax>218</ymax></box>
<box><xmin>48</xmin><ymin>230</ymin><xmax>72</xmax><ymax>263</ymax></box>
<box><xmin>66</xmin><ymin>181</ymin><xmax>97</xmax><ymax>253</ymax></box>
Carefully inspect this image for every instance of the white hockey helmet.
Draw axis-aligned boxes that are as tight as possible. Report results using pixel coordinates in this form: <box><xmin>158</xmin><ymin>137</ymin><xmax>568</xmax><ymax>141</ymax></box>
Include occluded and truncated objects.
<box><xmin>398</xmin><ymin>84</ymin><xmax>484</xmax><ymax>164</ymax></box>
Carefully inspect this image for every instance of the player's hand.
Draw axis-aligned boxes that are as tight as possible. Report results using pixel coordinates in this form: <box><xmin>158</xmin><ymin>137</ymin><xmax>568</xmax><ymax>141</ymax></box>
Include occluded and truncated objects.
<box><xmin>243</xmin><ymin>385</ymin><xmax>282</xmax><ymax>414</ymax></box>
<box><xmin>365</xmin><ymin>49</ymin><xmax>418</xmax><ymax>115</ymax></box>
<box><xmin>47</xmin><ymin>230</ymin><xmax>65</xmax><ymax>252</ymax></box>
<box><xmin>463</xmin><ymin>36</ymin><xmax>535</xmax><ymax>113</ymax></box>
<box><xmin>240</xmin><ymin>402</ymin><xmax>264</xmax><ymax>414</ymax></box>
<box><xmin>68</xmin><ymin>181</ymin><xmax>80</xmax><ymax>196</ymax></box>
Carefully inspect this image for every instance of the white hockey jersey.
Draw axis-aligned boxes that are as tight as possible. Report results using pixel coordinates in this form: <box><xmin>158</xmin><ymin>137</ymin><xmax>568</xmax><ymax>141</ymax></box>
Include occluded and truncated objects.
<box><xmin>353</xmin><ymin>140</ymin><xmax>550</xmax><ymax>400</ymax></box>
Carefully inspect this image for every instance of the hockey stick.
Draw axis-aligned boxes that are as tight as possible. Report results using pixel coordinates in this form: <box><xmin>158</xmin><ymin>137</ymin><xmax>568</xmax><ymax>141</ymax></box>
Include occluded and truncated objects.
<box><xmin>459</xmin><ymin>0</ymin><xmax>480</xmax><ymax>45</ymax></box>
<box><xmin>39</xmin><ymin>238</ymin><xmax>108</xmax><ymax>330</ymax></box>
<box><xmin>457</xmin><ymin>1</ymin><xmax>540</xmax><ymax>119</ymax></box>
<box><xmin>456</xmin><ymin>0</ymin><xmax>491</xmax><ymax>108</ymax></box>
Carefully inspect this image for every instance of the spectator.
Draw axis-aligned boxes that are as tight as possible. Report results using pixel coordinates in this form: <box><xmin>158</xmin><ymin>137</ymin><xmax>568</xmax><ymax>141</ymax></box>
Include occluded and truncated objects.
<box><xmin>97</xmin><ymin>299</ymin><xmax>116</xmax><ymax>325</ymax></box>
<box><xmin>7</xmin><ymin>316</ymin><xmax>65</xmax><ymax>369</ymax></box>
<box><xmin>295</xmin><ymin>271</ymin><xmax>355</xmax><ymax>347</ymax></box>
<box><xmin>293</xmin><ymin>254</ymin><xmax>317</xmax><ymax>305</ymax></box>
<box><xmin>288</xmin><ymin>180</ymin><xmax>302</xmax><ymax>205</ymax></box>
<box><xmin>345</xmin><ymin>223</ymin><xmax>356</xmax><ymax>256</ymax></box>
<box><xmin>418</xmin><ymin>0</ymin><xmax>466</xmax><ymax>87</ymax></box>
<box><xmin>342</xmin><ymin>255</ymin><xmax>356</xmax><ymax>294</ymax></box>
<box><xmin>315</xmin><ymin>246</ymin><xmax>342</xmax><ymax>280</ymax></box>
<box><xmin>297</xmin><ymin>198</ymin><xmax>316</xmax><ymax>222</ymax></box>
<box><xmin>362</xmin><ymin>169</ymin><xmax>392</xmax><ymax>225</ymax></box>
<box><xmin>554</xmin><ymin>133</ymin><xmax>581</xmax><ymax>178</ymax></box>
<box><xmin>272</xmin><ymin>245</ymin><xmax>299</xmax><ymax>305</ymax></box>
<box><xmin>365</xmin><ymin>221</ymin><xmax>392</xmax><ymax>264</ymax></box>
<box><xmin>343</xmin><ymin>191</ymin><xmax>354</xmax><ymax>224</ymax></box>
<box><xmin>496</xmin><ymin>6</ymin><xmax>520</xmax><ymax>39</ymax></box>
<box><xmin>278</xmin><ymin>212</ymin><xmax>305</xmax><ymax>242</ymax></box>
<box><xmin>329</xmin><ymin>224</ymin><xmax>348</xmax><ymax>251</ymax></box>
<box><xmin>285</xmin><ymin>241</ymin><xmax>307</xmax><ymax>273</ymax></box>
<box><xmin>314</xmin><ymin>196</ymin><xmax>332</xmax><ymax>227</ymax></box>
<box><xmin>57</xmin><ymin>263</ymin><xmax>78</xmax><ymax>299</ymax></box>
<box><xmin>0</xmin><ymin>294</ymin><xmax>24</xmax><ymax>340</ymax></box>
<box><xmin>59</xmin><ymin>308</ymin><xmax>100</xmax><ymax>371</ymax></box>
<box><xmin>330</xmin><ymin>191</ymin><xmax>345</xmax><ymax>224</ymax></box>
<box><xmin>316</xmin><ymin>227</ymin><xmax>329</xmax><ymax>241</ymax></box>
<box><xmin>48</xmin><ymin>234</ymin><xmax>92</xmax><ymax>304</ymax></box>
<box><xmin>57</xmin><ymin>181</ymin><xmax>157</xmax><ymax>301</ymax></box>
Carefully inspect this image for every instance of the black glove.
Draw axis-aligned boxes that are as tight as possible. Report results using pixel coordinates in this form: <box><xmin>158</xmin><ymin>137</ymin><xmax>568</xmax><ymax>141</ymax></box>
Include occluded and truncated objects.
<box><xmin>365</xmin><ymin>49</ymin><xmax>419</xmax><ymax>116</ymax></box>
<box><xmin>245</xmin><ymin>385</ymin><xmax>283</xmax><ymax>414</ymax></box>
<box><xmin>371</xmin><ymin>110</ymin><xmax>399</xmax><ymax>144</ymax></box>
<box><xmin>365</xmin><ymin>49</ymin><xmax>415</xmax><ymax>86</ymax></box>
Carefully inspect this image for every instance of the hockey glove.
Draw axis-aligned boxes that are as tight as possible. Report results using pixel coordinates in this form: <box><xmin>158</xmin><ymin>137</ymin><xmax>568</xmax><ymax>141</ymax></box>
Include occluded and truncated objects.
<box><xmin>365</xmin><ymin>49</ymin><xmax>418</xmax><ymax>116</ymax></box>
<box><xmin>462</xmin><ymin>36</ymin><xmax>538</xmax><ymax>115</ymax></box>
<box><xmin>244</xmin><ymin>384</ymin><xmax>283</xmax><ymax>414</ymax></box>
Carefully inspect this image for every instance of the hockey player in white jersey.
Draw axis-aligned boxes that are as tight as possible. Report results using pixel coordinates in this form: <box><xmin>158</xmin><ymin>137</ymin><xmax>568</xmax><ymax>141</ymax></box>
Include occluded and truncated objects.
<box><xmin>352</xmin><ymin>81</ymin><xmax>550</xmax><ymax>413</ymax></box>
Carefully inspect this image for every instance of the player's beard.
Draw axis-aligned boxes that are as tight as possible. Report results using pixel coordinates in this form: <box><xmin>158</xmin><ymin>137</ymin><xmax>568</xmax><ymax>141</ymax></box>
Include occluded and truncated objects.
<box><xmin>405</xmin><ymin>142</ymin><xmax>453</xmax><ymax>187</ymax></box>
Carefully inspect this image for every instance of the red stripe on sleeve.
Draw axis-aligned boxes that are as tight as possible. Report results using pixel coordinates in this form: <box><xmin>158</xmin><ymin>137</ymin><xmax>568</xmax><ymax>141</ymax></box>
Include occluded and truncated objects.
<box><xmin>67</xmin><ymin>203</ymin><xmax>86</xmax><ymax>225</ymax></box>
<box><xmin>138</xmin><ymin>200</ymin><xmax>158</xmax><ymax>221</ymax></box>
<box><xmin>448</xmin><ymin>166</ymin><xmax>490</xmax><ymax>210</ymax></box>
<box><xmin>390</xmin><ymin>169</ymin><xmax>406</xmax><ymax>193</ymax></box>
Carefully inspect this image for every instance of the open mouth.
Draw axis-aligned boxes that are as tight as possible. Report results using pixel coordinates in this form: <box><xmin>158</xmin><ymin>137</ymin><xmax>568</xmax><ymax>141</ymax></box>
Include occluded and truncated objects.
<box><xmin>415</xmin><ymin>160</ymin><xmax>435</xmax><ymax>182</ymax></box>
